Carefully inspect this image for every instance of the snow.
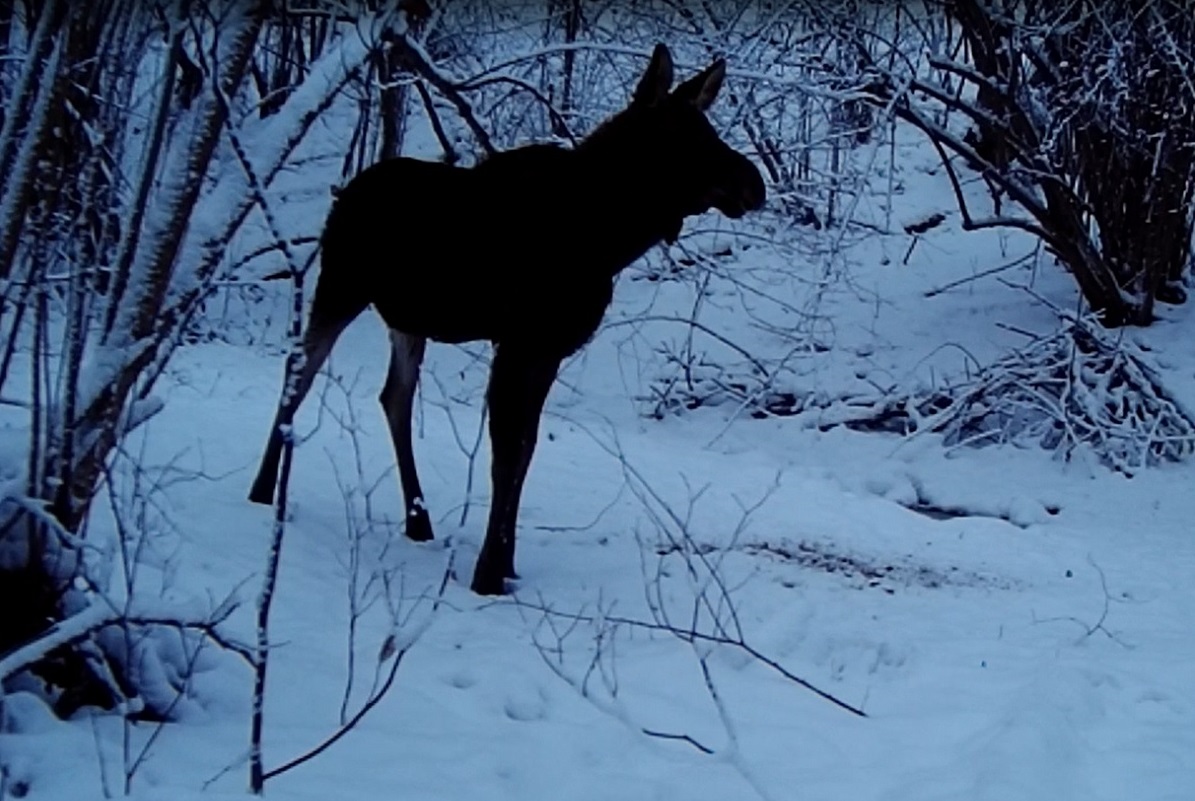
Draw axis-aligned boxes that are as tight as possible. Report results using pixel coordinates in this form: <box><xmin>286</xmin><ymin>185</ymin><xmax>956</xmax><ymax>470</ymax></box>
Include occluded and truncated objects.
<box><xmin>3</xmin><ymin>50</ymin><xmax>1195</xmax><ymax>801</ymax></box>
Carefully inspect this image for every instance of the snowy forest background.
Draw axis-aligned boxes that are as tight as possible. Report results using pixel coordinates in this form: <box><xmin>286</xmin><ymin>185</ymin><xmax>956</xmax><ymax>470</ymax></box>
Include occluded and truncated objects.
<box><xmin>0</xmin><ymin>1</ymin><xmax>1193</xmax><ymax>799</ymax></box>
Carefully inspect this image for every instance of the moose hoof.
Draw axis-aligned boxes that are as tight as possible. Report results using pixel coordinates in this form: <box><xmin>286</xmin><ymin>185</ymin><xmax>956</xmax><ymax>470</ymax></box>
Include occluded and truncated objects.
<box><xmin>470</xmin><ymin>563</ymin><xmax>509</xmax><ymax>596</ymax></box>
<box><xmin>248</xmin><ymin>480</ymin><xmax>275</xmax><ymax>506</ymax></box>
<box><xmin>404</xmin><ymin>508</ymin><xmax>435</xmax><ymax>542</ymax></box>
<box><xmin>471</xmin><ymin>562</ymin><xmax>519</xmax><ymax>595</ymax></box>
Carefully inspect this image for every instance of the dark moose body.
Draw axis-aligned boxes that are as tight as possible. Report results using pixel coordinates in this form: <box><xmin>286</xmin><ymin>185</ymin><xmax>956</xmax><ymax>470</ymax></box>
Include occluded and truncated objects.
<box><xmin>249</xmin><ymin>44</ymin><xmax>766</xmax><ymax>595</ymax></box>
<box><xmin>323</xmin><ymin>149</ymin><xmax>628</xmax><ymax>353</ymax></box>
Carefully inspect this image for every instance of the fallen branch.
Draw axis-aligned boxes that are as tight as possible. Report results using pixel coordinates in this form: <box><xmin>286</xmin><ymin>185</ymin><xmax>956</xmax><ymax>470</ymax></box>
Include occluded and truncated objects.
<box><xmin>0</xmin><ymin>603</ymin><xmax>251</xmax><ymax>682</ymax></box>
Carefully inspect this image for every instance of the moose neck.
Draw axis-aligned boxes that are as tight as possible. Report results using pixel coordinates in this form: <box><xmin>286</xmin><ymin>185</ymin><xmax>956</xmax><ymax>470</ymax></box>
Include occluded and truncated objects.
<box><xmin>569</xmin><ymin>116</ymin><xmax>690</xmax><ymax>271</ymax></box>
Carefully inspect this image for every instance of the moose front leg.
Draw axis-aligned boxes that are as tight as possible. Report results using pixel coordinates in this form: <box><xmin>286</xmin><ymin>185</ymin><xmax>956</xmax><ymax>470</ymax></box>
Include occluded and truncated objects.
<box><xmin>472</xmin><ymin>345</ymin><xmax>559</xmax><ymax>596</ymax></box>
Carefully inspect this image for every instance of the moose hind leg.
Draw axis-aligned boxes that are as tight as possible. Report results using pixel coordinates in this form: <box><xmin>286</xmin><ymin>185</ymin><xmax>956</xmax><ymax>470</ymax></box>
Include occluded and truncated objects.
<box><xmin>249</xmin><ymin>312</ymin><xmax>351</xmax><ymax>505</ymax></box>
<box><xmin>471</xmin><ymin>345</ymin><xmax>559</xmax><ymax>595</ymax></box>
<box><xmin>379</xmin><ymin>330</ymin><xmax>434</xmax><ymax>542</ymax></box>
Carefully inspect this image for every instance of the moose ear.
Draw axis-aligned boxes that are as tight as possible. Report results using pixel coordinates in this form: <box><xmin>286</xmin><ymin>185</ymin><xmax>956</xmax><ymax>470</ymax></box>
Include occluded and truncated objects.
<box><xmin>672</xmin><ymin>58</ymin><xmax>727</xmax><ymax>111</ymax></box>
<box><xmin>632</xmin><ymin>43</ymin><xmax>674</xmax><ymax>107</ymax></box>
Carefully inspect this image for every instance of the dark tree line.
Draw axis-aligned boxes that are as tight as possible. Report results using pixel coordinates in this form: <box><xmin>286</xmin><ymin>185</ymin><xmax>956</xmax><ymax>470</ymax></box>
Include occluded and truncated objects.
<box><xmin>859</xmin><ymin>0</ymin><xmax>1194</xmax><ymax>326</ymax></box>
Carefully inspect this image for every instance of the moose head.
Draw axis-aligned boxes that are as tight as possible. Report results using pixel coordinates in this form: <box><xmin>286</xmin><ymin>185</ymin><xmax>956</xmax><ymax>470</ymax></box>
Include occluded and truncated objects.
<box><xmin>583</xmin><ymin>43</ymin><xmax>766</xmax><ymax>241</ymax></box>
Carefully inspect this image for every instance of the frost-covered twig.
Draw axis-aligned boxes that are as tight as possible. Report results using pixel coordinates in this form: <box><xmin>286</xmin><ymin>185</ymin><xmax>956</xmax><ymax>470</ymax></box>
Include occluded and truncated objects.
<box><xmin>923</xmin><ymin>249</ymin><xmax>1039</xmax><ymax>298</ymax></box>
<box><xmin>248</xmin><ymin>209</ymin><xmax>310</xmax><ymax>795</ymax></box>
<box><xmin>421</xmin><ymin>367</ymin><xmax>487</xmax><ymax>527</ymax></box>
<box><xmin>525</xmin><ymin>591</ymin><xmax>717</xmax><ymax>757</ymax></box>
<box><xmin>694</xmin><ymin>651</ymin><xmax>780</xmax><ymax>801</ymax></box>
<box><xmin>315</xmin><ymin>370</ymin><xmax>403</xmax><ymax>725</ymax></box>
<box><xmin>260</xmin><ymin>550</ymin><xmax>455</xmax><ymax>784</ymax></box>
<box><xmin>246</xmin><ymin>216</ymin><xmax>314</xmax><ymax>791</ymax></box>
<box><xmin>388</xmin><ymin>33</ymin><xmax>495</xmax><ymax>156</ymax></box>
<box><xmin>1033</xmin><ymin>556</ymin><xmax>1131</xmax><ymax>648</ymax></box>
<box><xmin>515</xmin><ymin>599</ymin><xmax>865</xmax><ymax>716</ymax></box>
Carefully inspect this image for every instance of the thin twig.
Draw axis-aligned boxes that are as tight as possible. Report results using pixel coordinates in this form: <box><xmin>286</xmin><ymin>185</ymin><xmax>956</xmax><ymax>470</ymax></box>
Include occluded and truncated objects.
<box><xmin>502</xmin><ymin>599</ymin><xmax>866</xmax><ymax>717</ymax></box>
<box><xmin>261</xmin><ymin>551</ymin><xmax>455</xmax><ymax>783</ymax></box>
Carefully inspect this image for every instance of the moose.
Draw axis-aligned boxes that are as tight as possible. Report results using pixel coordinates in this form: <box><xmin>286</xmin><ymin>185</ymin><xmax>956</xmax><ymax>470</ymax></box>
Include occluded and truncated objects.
<box><xmin>248</xmin><ymin>43</ymin><xmax>766</xmax><ymax>595</ymax></box>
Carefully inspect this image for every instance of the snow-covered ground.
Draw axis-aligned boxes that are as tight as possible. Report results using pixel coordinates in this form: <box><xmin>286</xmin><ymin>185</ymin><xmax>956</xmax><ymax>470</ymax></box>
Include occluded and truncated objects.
<box><xmin>3</xmin><ymin>108</ymin><xmax>1193</xmax><ymax>801</ymax></box>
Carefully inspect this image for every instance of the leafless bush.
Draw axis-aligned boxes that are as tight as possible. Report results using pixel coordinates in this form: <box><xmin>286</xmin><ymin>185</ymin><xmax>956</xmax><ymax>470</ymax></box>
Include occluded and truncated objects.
<box><xmin>900</xmin><ymin>314</ymin><xmax>1195</xmax><ymax>473</ymax></box>
<box><xmin>803</xmin><ymin>307</ymin><xmax>1195</xmax><ymax>474</ymax></box>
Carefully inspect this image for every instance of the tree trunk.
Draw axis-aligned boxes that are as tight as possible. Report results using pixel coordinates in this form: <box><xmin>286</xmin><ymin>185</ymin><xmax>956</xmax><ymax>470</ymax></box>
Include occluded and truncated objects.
<box><xmin>0</xmin><ymin>2</ymin><xmax>265</xmax><ymax>719</ymax></box>
<box><xmin>0</xmin><ymin>0</ymin><xmax>66</xmax><ymax>282</ymax></box>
